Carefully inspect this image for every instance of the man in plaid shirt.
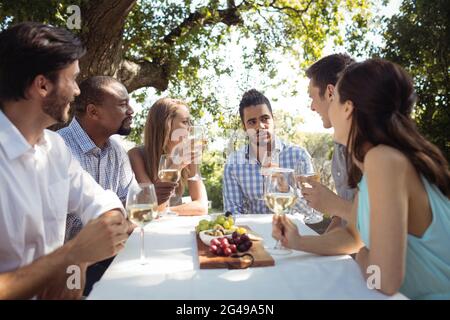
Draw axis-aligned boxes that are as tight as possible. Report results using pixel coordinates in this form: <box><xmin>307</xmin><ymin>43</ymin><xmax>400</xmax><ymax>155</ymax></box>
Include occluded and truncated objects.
<box><xmin>223</xmin><ymin>89</ymin><xmax>313</xmax><ymax>215</ymax></box>
<box><xmin>57</xmin><ymin>76</ymin><xmax>138</xmax><ymax>295</ymax></box>
<box><xmin>58</xmin><ymin>76</ymin><xmax>136</xmax><ymax>241</ymax></box>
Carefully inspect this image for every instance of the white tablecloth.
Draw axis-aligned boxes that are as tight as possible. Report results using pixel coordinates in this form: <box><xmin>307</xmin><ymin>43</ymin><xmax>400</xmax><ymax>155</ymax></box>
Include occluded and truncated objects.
<box><xmin>88</xmin><ymin>214</ymin><xmax>407</xmax><ymax>300</ymax></box>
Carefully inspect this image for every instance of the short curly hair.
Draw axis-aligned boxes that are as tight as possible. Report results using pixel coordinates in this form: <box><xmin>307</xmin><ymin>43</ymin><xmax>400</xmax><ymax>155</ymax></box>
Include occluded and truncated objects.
<box><xmin>73</xmin><ymin>76</ymin><xmax>123</xmax><ymax>115</ymax></box>
<box><xmin>238</xmin><ymin>89</ymin><xmax>272</xmax><ymax>122</ymax></box>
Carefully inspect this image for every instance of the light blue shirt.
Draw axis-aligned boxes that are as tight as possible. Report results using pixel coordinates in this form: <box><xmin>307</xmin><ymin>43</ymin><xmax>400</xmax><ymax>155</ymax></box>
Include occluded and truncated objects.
<box><xmin>58</xmin><ymin>118</ymin><xmax>136</xmax><ymax>240</ymax></box>
<box><xmin>357</xmin><ymin>174</ymin><xmax>450</xmax><ymax>299</ymax></box>
<box><xmin>58</xmin><ymin>118</ymin><xmax>135</xmax><ymax>203</ymax></box>
<box><xmin>223</xmin><ymin>137</ymin><xmax>313</xmax><ymax>214</ymax></box>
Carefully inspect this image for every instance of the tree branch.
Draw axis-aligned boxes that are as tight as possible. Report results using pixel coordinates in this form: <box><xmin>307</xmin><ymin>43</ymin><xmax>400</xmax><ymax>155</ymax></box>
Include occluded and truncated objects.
<box><xmin>269</xmin><ymin>0</ymin><xmax>314</xmax><ymax>16</ymax></box>
<box><xmin>163</xmin><ymin>1</ymin><xmax>243</xmax><ymax>46</ymax></box>
<box><xmin>115</xmin><ymin>59</ymin><xmax>170</xmax><ymax>92</ymax></box>
<box><xmin>263</xmin><ymin>0</ymin><xmax>311</xmax><ymax>34</ymax></box>
<box><xmin>79</xmin><ymin>0</ymin><xmax>137</xmax><ymax>80</ymax></box>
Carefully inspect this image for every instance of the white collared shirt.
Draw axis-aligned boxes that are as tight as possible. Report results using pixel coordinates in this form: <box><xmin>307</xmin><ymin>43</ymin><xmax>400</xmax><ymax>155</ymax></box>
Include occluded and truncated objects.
<box><xmin>0</xmin><ymin>111</ymin><xmax>125</xmax><ymax>273</ymax></box>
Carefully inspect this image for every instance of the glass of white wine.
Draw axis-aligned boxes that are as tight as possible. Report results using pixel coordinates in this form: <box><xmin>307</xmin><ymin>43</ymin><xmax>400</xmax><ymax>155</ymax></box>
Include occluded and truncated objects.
<box><xmin>224</xmin><ymin>128</ymin><xmax>248</xmax><ymax>214</ymax></box>
<box><xmin>264</xmin><ymin>167</ymin><xmax>297</xmax><ymax>255</ymax></box>
<box><xmin>126</xmin><ymin>183</ymin><xmax>158</xmax><ymax>265</ymax></box>
<box><xmin>158</xmin><ymin>154</ymin><xmax>181</xmax><ymax>216</ymax></box>
<box><xmin>294</xmin><ymin>160</ymin><xmax>324</xmax><ymax>224</ymax></box>
<box><xmin>187</xmin><ymin>125</ymin><xmax>206</xmax><ymax>181</ymax></box>
<box><xmin>259</xmin><ymin>148</ymin><xmax>280</xmax><ymax>200</ymax></box>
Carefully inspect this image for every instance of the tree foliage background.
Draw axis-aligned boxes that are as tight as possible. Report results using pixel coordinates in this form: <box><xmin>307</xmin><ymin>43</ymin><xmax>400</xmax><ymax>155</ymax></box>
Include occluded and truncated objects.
<box><xmin>0</xmin><ymin>0</ymin><xmax>372</xmax><ymax>122</ymax></box>
<box><xmin>1</xmin><ymin>0</ymin><xmax>447</xmax><ymax>210</ymax></box>
<box><xmin>347</xmin><ymin>0</ymin><xmax>449</xmax><ymax>161</ymax></box>
<box><xmin>377</xmin><ymin>0</ymin><xmax>449</xmax><ymax>161</ymax></box>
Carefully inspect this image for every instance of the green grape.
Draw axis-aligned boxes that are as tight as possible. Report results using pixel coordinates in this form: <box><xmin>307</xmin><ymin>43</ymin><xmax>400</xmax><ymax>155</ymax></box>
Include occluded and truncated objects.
<box><xmin>216</xmin><ymin>216</ymin><xmax>226</xmax><ymax>225</ymax></box>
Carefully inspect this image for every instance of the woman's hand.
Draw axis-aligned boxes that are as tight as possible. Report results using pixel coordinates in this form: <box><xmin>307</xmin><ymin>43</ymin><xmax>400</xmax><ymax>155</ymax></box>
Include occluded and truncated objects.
<box><xmin>299</xmin><ymin>177</ymin><xmax>351</xmax><ymax>220</ymax></box>
<box><xmin>272</xmin><ymin>214</ymin><xmax>302</xmax><ymax>250</ymax></box>
<box><xmin>154</xmin><ymin>180</ymin><xmax>178</xmax><ymax>205</ymax></box>
<box><xmin>172</xmin><ymin>140</ymin><xmax>201</xmax><ymax>170</ymax></box>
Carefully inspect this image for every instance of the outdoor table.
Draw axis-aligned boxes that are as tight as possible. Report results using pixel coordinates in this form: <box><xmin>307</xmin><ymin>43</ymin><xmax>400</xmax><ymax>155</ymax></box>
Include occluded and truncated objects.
<box><xmin>88</xmin><ymin>214</ymin><xmax>407</xmax><ymax>300</ymax></box>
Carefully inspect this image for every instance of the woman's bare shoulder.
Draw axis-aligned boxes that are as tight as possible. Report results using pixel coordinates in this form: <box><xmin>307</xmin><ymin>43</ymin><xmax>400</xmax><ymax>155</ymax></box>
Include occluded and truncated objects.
<box><xmin>365</xmin><ymin>145</ymin><xmax>410</xmax><ymax>170</ymax></box>
<box><xmin>128</xmin><ymin>146</ymin><xmax>142</xmax><ymax>158</ymax></box>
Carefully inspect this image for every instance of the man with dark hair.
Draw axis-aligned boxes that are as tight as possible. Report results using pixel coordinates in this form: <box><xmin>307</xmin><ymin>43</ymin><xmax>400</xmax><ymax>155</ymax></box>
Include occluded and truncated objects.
<box><xmin>57</xmin><ymin>76</ymin><xmax>136</xmax><ymax>295</ymax></box>
<box><xmin>223</xmin><ymin>89</ymin><xmax>313</xmax><ymax>214</ymax></box>
<box><xmin>58</xmin><ymin>76</ymin><xmax>135</xmax><ymax>212</ymax></box>
<box><xmin>0</xmin><ymin>22</ymin><xmax>130</xmax><ymax>299</ymax></box>
<box><xmin>303</xmin><ymin>53</ymin><xmax>356</xmax><ymax>232</ymax></box>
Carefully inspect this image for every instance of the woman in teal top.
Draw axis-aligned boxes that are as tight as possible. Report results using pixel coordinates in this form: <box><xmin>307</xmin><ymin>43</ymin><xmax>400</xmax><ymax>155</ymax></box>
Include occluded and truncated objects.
<box><xmin>273</xmin><ymin>59</ymin><xmax>450</xmax><ymax>299</ymax></box>
<box><xmin>357</xmin><ymin>175</ymin><xmax>450</xmax><ymax>299</ymax></box>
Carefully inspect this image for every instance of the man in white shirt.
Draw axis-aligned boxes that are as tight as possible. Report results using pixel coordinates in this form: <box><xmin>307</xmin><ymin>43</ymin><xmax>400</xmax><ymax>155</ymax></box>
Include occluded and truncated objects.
<box><xmin>0</xmin><ymin>22</ymin><xmax>131</xmax><ymax>299</ymax></box>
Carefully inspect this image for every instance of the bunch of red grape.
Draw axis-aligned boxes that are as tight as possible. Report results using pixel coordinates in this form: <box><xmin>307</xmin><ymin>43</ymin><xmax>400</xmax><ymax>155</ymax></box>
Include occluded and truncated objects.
<box><xmin>209</xmin><ymin>231</ymin><xmax>253</xmax><ymax>256</ymax></box>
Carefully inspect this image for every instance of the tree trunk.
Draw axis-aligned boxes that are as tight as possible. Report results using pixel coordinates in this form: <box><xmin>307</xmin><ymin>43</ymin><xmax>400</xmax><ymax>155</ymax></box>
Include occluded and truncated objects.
<box><xmin>48</xmin><ymin>0</ymin><xmax>245</xmax><ymax>130</ymax></box>
<box><xmin>48</xmin><ymin>0</ymin><xmax>169</xmax><ymax>130</ymax></box>
<box><xmin>78</xmin><ymin>0</ymin><xmax>169</xmax><ymax>92</ymax></box>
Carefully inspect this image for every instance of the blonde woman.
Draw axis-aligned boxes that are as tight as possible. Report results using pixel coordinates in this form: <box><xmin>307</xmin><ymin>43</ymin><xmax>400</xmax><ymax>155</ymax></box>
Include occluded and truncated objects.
<box><xmin>128</xmin><ymin>98</ymin><xmax>208</xmax><ymax>216</ymax></box>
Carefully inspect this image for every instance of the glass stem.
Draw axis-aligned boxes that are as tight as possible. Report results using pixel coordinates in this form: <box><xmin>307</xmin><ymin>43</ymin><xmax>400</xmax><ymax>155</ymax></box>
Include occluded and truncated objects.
<box><xmin>140</xmin><ymin>227</ymin><xmax>145</xmax><ymax>263</ymax></box>
<box><xmin>262</xmin><ymin>174</ymin><xmax>265</xmax><ymax>199</ymax></box>
<box><xmin>274</xmin><ymin>212</ymin><xmax>284</xmax><ymax>250</ymax></box>
<box><xmin>195</xmin><ymin>163</ymin><xmax>201</xmax><ymax>179</ymax></box>
<box><xmin>274</xmin><ymin>240</ymin><xmax>281</xmax><ymax>250</ymax></box>
<box><xmin>188</xmin><ymin>164</ymin><xmax>201</xmax><ymax>180</ymax></box>
<box><xmin>166</xmin><ymin>194</ymin><xmax>172</xmax><ymax>213</ymax></box>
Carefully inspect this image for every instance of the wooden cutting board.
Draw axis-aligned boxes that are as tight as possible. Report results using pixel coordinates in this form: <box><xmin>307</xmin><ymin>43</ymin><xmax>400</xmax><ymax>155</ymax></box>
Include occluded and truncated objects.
<box><xmin>196</xmin><ymin>225</ymin><xmax>275</xmax><ymax>269</ymax></box>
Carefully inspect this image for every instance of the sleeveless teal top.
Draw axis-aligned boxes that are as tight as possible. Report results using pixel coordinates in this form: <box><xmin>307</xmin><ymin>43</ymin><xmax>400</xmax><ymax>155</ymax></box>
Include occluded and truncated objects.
<box><xmin>357</xmin><ymin>175</ymin><xmax>450</xmax><ymax>299</ymax></box>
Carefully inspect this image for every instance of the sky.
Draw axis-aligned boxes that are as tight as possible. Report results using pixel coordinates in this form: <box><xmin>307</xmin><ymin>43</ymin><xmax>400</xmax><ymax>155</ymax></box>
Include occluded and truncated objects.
<box><xmin>121</xmin><ymin>0</ymin><xmax>403</xmax><ymax>150</ymax></box>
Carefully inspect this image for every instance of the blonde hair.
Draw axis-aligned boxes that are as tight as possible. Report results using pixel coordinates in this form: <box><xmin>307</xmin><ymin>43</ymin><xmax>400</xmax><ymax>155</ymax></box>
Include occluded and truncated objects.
<box><xmin>143</xmin><ymin>97</ymin><xmax>190</xmax><ymax>195</ymax></box>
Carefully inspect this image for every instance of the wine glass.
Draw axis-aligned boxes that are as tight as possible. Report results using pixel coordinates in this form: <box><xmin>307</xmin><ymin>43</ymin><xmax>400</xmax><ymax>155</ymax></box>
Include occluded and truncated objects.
<box><xmin>224</xmin><ymin>128</ymin><xmax>249</xmax><ymax>215</ymax></box>
<box><xmin>259</xmin><ymin>148</ymin><xmax>280</xmax><ymax>200</ymax></box>
<box><xmin>187</xmin><ymin>125</ymin><xmax>206</xmax><ymax>181</ymax></box>
<box><xmin>264</xmin><ymin>167</ymin><xmax>297</xmax><ymax>255</ymax></box>
<box><xmin>294</xmin><ymin>159</ymin><xmax>324</xmax><ymax>224</ymax></box>
<box><xmin>158</xmin><ymin>154</ymin><xmax>181</xmax><ymax>216</ymax></box>
<box><xmin>126</xmin><ymin>183</ymin><xmax>158</xmax><ymax>265</ymax></box>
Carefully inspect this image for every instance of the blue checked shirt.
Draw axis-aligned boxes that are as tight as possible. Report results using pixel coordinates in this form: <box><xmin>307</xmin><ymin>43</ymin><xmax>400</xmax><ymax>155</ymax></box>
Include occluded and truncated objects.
<box><xmin>223</xmin><ymin>137</ymin><xmax>313</xmax><ymax>214</ymax></box>
<box><xmin>58</xmin><ymin>118</ymin><xmax>136</xmax><ymax>240</ymax></box>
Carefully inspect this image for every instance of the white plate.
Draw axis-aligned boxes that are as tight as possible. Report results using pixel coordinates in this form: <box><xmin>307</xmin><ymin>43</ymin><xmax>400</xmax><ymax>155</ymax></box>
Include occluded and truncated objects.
<box><xmin>198</xmin><ymin>230</ymin><xmax>231</xmax><ymax>246</ymax></box>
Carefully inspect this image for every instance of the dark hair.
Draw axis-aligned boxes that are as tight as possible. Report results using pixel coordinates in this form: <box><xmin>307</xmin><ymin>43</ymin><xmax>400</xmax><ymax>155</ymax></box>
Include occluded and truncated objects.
<box><xmin>73</xmin><ymin>76</ymin><xmax>122</xmax><ymax>115</ymax></box>
<box><xmin>0</xmin><ymin>22</ymin><xmax>85</xmax><ymax>102</ymax></box>
<box><xmin>306</xmin><ymin>53</ymin><xmax>355</xmax><ymax>97</ymax></box>
<box><xmin>338</xmin><ymin>58</ymin><xmax>450</xmax><ymax>197</ymax></box>
<box><xmin>239</xmin><ymin>89</ymin><xmax>272</xmax><ymax>122</ymax></box>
